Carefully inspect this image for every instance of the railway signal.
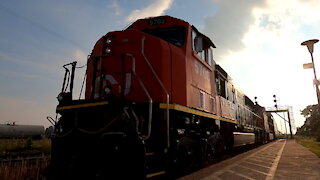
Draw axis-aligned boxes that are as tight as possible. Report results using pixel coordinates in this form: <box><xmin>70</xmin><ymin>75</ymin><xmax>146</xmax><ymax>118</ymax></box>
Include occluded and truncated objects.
<box><xmin>268</xmin><ymin>95</ymin><xmax>293</xmax><ymax>139</ymax></box>
<box><xmin>273</xmin><ymin>94</ymin><xmax>278</xmax><ymax>109</ymax></box>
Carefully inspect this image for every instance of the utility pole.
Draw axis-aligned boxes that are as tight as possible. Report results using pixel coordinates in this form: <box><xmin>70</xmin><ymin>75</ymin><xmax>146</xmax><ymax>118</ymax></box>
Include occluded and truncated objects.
<box><xmin>287</xmin><ymin>111</ymin><xmax>293</xmax><ymax>139</ymax></box>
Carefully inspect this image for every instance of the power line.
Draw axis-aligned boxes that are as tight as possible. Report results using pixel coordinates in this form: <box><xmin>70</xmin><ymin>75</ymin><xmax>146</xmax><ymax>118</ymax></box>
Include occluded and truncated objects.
<box><xmin>0</xmin><ymin>3</ymin><xmax>89</xmax><ymax>52</ymax></box>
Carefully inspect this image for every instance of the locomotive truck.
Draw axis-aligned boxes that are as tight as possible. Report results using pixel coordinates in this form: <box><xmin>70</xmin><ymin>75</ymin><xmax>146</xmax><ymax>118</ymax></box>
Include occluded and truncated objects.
<box><xmin>47</xmin><ymin>16</ymin><xmax>275</xmax><ymax>179</ymax></box>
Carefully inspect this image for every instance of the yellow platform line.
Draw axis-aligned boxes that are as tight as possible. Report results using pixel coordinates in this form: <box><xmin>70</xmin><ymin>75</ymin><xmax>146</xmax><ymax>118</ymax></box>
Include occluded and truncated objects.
<box><xmin>159</xmin><ymin>103</ymin><xmax>237</xmax><ymax>124</ymax></box>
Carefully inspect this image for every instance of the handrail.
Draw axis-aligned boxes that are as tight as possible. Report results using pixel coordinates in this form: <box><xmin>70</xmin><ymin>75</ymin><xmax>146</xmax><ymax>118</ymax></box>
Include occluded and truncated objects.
<box><xmin>124</xmin><ymin>53</ymin><xmax>153</xmax><ymax>140</ymax></box>
<box><xmin>141</xmin><ymin>36</ymin><xmax>170</xmax><ymax>148</ymax></box>
<box><xmin>61</xmin><ymin>61</ymin><xmax>77</xmax><ymax>95</ymax></box>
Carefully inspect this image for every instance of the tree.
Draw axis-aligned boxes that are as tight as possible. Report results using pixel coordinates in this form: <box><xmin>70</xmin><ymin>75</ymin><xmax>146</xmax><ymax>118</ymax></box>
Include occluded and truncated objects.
<box><xmin>297</xmin><ymin>104</ymin><xmax>320</xmax><ymax>141</ymax></box>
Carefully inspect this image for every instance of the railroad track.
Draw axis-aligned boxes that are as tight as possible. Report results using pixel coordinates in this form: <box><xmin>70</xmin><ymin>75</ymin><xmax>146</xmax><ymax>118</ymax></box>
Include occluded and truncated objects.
<box><xmin>0</xmin><ymin>155</ymin><xmax>50</xmax><ymax>166</ymax></box>
<box><xmin>0</xmin><ymin>143</ymin><xmax>265</xmax><ymax>179</ymax></box>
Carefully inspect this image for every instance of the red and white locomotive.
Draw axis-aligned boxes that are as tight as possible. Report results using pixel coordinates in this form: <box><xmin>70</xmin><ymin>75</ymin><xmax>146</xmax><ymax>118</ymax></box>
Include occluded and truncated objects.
<box><xmin>48</xmin><ymin>16</ymin><xmax>275</xmax><ymax>179</ymax></box>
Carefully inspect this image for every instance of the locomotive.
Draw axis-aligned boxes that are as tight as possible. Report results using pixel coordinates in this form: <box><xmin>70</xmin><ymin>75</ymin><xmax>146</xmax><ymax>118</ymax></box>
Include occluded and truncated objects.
<box><xmin>48</xmin><ymin>16</ymin><xmax>275</xmax><ymax>179</ymax></box>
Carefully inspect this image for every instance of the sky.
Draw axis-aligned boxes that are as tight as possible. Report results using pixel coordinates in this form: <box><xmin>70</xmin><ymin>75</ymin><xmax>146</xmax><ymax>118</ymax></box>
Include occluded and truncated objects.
<box><xmin>0</xmin><ymin>0</ymin><xmax>319</xmax><ymax>133</ymax></box>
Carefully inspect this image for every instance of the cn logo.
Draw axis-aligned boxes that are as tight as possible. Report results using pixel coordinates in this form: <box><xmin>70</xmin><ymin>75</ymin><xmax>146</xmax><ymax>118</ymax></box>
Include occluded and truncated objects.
<box><xmin>94</xmin><ymin>74</ymin><xmax>131</xmax><ymax>99</ymax></box>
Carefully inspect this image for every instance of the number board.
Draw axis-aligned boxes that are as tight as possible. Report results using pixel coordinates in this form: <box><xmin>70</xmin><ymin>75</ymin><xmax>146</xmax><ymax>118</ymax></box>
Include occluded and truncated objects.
<box><xmin>148</xmin><ymin>18</ymin><xmax>166</xmax><ymax>26</ymax></box>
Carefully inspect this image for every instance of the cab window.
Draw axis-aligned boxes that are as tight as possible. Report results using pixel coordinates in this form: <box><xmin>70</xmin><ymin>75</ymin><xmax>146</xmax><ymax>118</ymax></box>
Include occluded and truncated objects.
<box><xmin>192</xmin><ymin>29</ymin><xmax>213</xmax><ymax>66</ymax></box>
<box><xmin>143</xmin><ymin>26</ymin><xmax>186</xmax><ymax>46</ymax></box>
<box><xmin>207</xmin><ymin>48</ymin><xmax>213</xmax><ymax>66</ymax></box>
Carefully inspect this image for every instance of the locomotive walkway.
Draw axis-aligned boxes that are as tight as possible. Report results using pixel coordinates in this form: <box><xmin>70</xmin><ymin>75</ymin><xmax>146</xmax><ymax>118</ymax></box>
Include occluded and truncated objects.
<box><xmin>179</xmin><ymin>139</ymin><xmax>320</xmax><ymax>180</ymax></box>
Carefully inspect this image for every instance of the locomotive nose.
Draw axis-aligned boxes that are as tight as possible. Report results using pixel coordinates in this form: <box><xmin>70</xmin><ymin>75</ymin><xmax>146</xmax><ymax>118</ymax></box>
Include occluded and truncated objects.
<box><xmin>87</xmin><ymin>30</ymin><xmax>171</xmax><ymax>103</ymax></box>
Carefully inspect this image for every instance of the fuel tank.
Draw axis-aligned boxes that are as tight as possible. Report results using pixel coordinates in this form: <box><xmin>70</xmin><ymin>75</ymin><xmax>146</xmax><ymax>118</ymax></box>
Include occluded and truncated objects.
<box><xmin>0</xmin><ymin>123</ymin><xmax>44</xmax><ymax>138</ymax></box>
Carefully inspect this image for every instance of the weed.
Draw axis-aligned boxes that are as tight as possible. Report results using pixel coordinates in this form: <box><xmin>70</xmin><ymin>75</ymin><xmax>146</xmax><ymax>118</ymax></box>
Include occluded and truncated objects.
<box><xmin>0</xmin><ymin>139</ymin><xmax>51</xmax><ymax>157</ymax></box>
<box><xmin>0</xmin><ymin>157</ymin><xmax>50</xmax><ymax>180</ymax></box>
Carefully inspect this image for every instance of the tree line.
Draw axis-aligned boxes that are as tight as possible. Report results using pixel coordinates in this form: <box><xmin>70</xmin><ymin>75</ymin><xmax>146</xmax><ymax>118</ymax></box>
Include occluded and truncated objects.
<box><xmin>296</xmin><ymin>104</ymin><xmax>320</xmax><ymax>141</ymax></box>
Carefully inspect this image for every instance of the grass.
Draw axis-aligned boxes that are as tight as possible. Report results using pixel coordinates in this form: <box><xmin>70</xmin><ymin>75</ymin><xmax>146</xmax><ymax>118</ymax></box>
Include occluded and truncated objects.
<box><xmin>0</xmin><ymin>138</ymin><xmax>51</xmax><ymax>157</ymax></box>
<box><xmin>295</xmin><ymin>136</ymin><xmax>320</xmax><ymax>158</ymax></box>
<box><xmin>0</xmin><ymin>138</ymin><xmax>51</xmax><ymax>180</ymax></box>
<box><xmin>0</xmin><ymin>157</ymin><xmax>50</xmax><ymax>180</ymax></box>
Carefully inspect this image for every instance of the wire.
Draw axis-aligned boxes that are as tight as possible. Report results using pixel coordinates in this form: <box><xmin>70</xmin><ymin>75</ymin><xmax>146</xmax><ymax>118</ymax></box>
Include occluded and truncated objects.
<box><xmin>77</xmin><ymin>114</ymin><xmax>120</xmax><ymax>135</ymax></box>
<box><xmin>76</xmin><ymin>62</ymin><xmax>88</xmax><ymax>69</ymax></box>
<box><xmin>0</xmin><ymin>3</ymin><xmax>89</xmax><ymax>52</ymax></box>
<box><xmin>55</xmin><ymin>128</ymin><xmax>74</xmax><ymax>138</ymax></box>
<box><xmin>76</xmin><ymin>55</ymin><xmax>92</xmax><ymax>68</ymax></box>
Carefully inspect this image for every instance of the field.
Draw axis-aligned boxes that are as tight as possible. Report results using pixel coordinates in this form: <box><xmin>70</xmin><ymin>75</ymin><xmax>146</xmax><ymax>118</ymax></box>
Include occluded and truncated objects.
<box><xmin>295</xmin><ymin>136</ymin><xmax>320</xmax><ymax>157</ymax></box>
<box><xmin>0</xmin><ymin>139</ymin><xmax>51</xmax><ymax>180</ymax></box>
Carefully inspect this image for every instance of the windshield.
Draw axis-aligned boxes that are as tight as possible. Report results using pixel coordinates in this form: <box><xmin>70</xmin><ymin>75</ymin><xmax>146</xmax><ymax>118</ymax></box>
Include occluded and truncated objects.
<box><xmin>143</xmin><ymin>26</ymin><xmax>186</xmax><ymax>47</ymax></box>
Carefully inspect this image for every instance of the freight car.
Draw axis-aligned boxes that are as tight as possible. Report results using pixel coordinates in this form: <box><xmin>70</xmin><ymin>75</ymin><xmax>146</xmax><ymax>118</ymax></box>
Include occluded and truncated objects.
<box><xmin>48</xmin><ymin>16</ymin><xmax>275</xmax><ymax>179</ymax></box>
<box><xmin>0</xmin><ymin>122</ymin><xmax>44</xmax><ymax>139</ymax></box>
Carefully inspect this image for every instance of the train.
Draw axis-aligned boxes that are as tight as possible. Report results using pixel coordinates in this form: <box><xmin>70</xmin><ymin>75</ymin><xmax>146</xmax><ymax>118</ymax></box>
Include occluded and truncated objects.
<box><xmin>0</xmin><ymin>122</ymin><xmax>44</xmax><ymax>139</ymax></box>
<box><xmin>47</xmin><ymin>16</ymin><xmax>276</xmax><ymax>179</ymax></box>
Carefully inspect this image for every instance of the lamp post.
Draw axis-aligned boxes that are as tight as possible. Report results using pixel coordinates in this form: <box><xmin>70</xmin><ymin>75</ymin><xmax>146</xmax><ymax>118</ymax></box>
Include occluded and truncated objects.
<box><xmin>301</xmin><ymin>39</ymin><xmax>320</xmax><ymax>105</ymax></box>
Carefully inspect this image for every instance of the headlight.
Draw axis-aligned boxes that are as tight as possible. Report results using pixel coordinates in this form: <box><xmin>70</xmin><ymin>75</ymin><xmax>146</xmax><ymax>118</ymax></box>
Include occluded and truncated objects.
<box><xmin>57</xmin><ymin>93</ymin><xmax>64</xmax><ymax>102</ymax></box>
<box><xmin>106</xmin><ymin>37</ymin><xmax>112</xmax><ymax>44</ymax></box>
<box><xmin>56</xmin><ymin>92</ymin><xmax>71</xmax><ymax>102</ymax></box>
<box><xmin>177</xmin><ymin>129</ymin><xmax>185</xmax><ymax>135</ymax></box>
<box><xmin>105</xmin><ymin>36</ymin><xmax>114</xmax><ymax>55</ymax></box>
<box><xmin>106</xmin><ymin>48</ymin><xmax>111</xmax><ymax>54</ymax></box>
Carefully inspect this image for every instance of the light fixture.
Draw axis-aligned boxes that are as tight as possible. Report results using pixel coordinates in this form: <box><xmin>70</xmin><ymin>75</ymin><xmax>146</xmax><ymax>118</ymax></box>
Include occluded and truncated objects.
<box><xmin>301</xmin><ymin>39</ymin><xmax>319</xmax><ymax>54</ymax></box>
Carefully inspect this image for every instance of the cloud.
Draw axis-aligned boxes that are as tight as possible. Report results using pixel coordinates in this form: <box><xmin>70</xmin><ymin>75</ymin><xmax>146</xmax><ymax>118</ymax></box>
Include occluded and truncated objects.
<box><xmin>203</xmin><ymin>0</ymin><xmax>267</xmax><ymax>60</ymax></box>
<box><xmin>110</xmin><ymin>1</ymin><xmax>122</xmax><ymax>16</ymax></box>
<box><xmin>214</xmin><ymin>0</ymin><xmax>320</xmax><ymax>128</ymax></box>
<box><xmin>125</xmin><ymin>0</ymin><xmax>173</xmax><ymax>23</ymax></box>
<box><xmin>73</xmin><ymin>49</ymin><xmax>87</xmax><ymax>63</ymax></box>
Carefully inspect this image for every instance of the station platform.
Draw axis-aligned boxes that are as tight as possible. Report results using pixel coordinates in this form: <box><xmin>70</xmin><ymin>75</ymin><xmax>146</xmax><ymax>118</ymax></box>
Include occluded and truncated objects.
<box><xmin>179</xmin><ymin>139</ymin><xmax>320</xmax><ymax>180</ymax></box>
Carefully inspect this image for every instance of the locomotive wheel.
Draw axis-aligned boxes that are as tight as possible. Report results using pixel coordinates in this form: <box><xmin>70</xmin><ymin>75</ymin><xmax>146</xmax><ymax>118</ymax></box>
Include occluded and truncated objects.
<box><xmin>98</xmin><ymin>128</ymin><xmax>145</xmax><ymax>179</ymax></box>
<box><xmin>207</xmin><ymin>133</ymin><xmax>225</xmax><ymax>157</ymax></box>
<box><xmin>176</xmin><ymin>136</ymin><xmax>201</xmax><ymax>171</ymax></box>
